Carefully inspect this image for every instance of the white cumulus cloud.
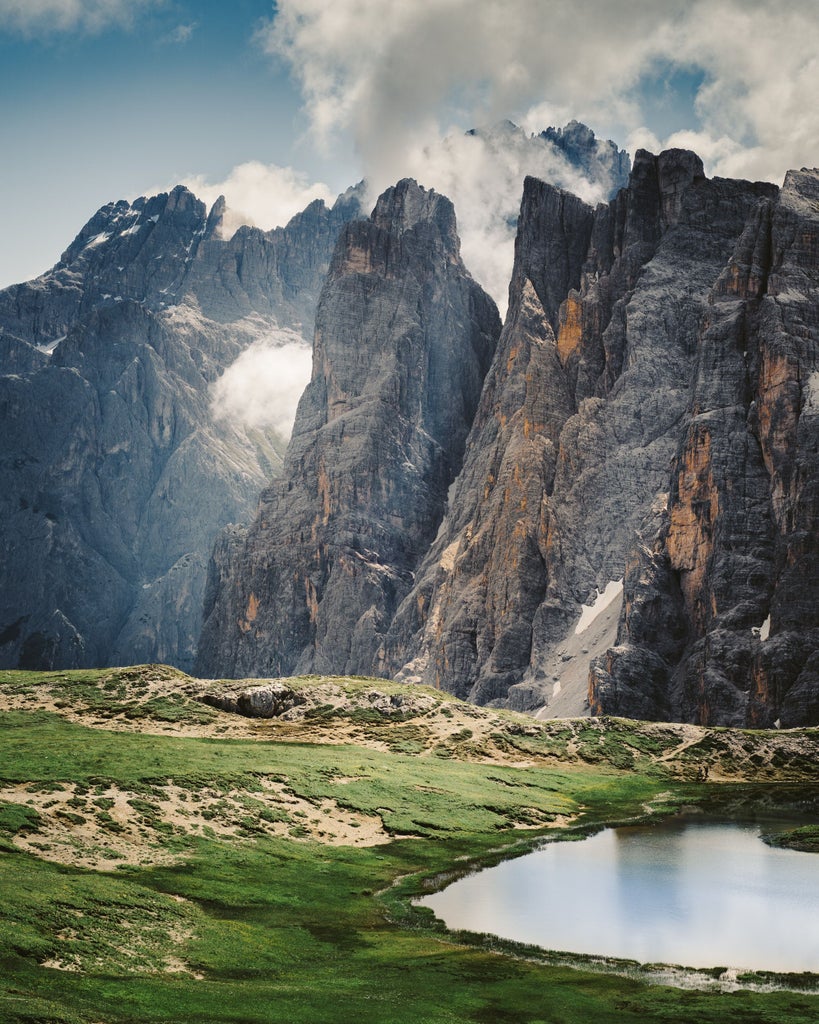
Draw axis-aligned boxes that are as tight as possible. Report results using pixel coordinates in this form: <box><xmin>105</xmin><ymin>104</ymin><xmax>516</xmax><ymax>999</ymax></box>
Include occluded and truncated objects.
<box><xmin>0</xmin><ymin>0</ymin><xmax>160</xmax><ymax>35</ymax></box>
<box><xmin>257</xmin><ymin>0</ymin><xmax>819</xmax><ymax>286</ymax></box>
<box><xmin>180</xmin><ymin>161</ymin><xmax>335</xmax><ymax>238</ymax></box>
<box><xmin>261</xmin><ymin>0</ymin><xmax>819</xmax><ymax>187</ymax></box>
<box><xmin>210</xmin><ymin>329</ymin><xmax>313</xmax><ymax>438</ymax></box>
<box><xmin>259</xmin><ymin>0</ymin><xmax>675</xmax><ymax>181</ymax></box>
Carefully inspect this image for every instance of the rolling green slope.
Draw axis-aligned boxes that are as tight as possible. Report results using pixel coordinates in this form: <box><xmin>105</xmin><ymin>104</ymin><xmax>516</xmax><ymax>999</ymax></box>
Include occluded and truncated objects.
<box><xmin>0</xmin><ymin>667</ymin><xmax>817</xmax><ymax>1023</ymax></box>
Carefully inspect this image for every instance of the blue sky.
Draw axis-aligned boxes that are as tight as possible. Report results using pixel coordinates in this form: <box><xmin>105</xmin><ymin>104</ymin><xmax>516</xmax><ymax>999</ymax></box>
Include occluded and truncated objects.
<box><xmin>2</xmin><ymin>0</ymin><xmax>818</xmax><ymax>291</ymax></box>
<box><xmin>0</xmin><ymin>1</ymin><xmax>355</xmax><ymax>286</ymax></box>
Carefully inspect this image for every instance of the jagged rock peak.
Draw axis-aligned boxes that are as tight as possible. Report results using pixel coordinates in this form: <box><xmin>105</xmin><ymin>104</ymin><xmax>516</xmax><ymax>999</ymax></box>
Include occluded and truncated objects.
<box><xmin>510</xmin><ymin>175</ymin><xmax>595</xmax><ymax>333</ymax></box>
<box><xmin>381</xmin><ymin>144</ymin><xmax>785</xmax><ymax>713</ymax></box>
<box><xmin>780</xmin><ymin>166</ymin><xmax>819</xmax><ymax>214</ymax></box>
<box><xmin>541</xmin><ymin>120</ymin><xmax>631</xmax><ymax>194</ymax></box>
<box><xmin>372</xmin><ymin>178</ymin><xmax>452</xmax><ymax>228</ymax></box>
<box><xmin>205</xmin><ymin>195</ymin><xmax>227</xmax><ymax>237</ymax></box>
<box><xmin>195</xmin><ymin>178</ymin><xmax>500</xmax><ymax>680</ymax></box>
<box><xmin>466</xmin><ymin>119</ymin><xmax>631</xmax><ymax>201</ymax></box>
<box><xmin>59</xmin><ymin>185</ymin><xmax>207</xmax><ymax>264</ymax></box>
<box><xmin>0</xmin><ymin>179</ymin><xmax>365</xmax><ymax>672</ymax></box>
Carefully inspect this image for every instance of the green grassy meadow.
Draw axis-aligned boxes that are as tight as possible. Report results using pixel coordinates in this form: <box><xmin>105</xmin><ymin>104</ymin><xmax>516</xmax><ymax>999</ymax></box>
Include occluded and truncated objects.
<box><xmin>0</xmin><ymin>667</ymin><xmax>817</xmax><ymax>1023</ymax></box>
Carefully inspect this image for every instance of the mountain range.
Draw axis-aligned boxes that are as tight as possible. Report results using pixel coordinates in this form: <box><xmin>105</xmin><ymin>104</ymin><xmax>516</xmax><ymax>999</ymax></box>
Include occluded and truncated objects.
<box><xmin>2</xmin><ymin>124</ymin><xmax>817</xmax><ymax>728</ymax></box>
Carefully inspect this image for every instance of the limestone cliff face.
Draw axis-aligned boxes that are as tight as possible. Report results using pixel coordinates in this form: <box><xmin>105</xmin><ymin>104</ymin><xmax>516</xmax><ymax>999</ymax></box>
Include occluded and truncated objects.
<box><xmin>195</xmin><ymin>180</ymin><xmax>500</xmax><ymax>679</ymax></box>
<box><xmin>381</xmin><ymin>152</ymin><xmax>776</xmax><ymax>709</ymax></box>
<box><xmin>0</xmin><ymin>185</ymin><xmax>361</xmax><ymax>671</ymax></box>
<box><xmin>590</xmin><ymin>168</ymin><xmax>819</xmax><ymax>727</ymax></box>
<box><xmin>377</xmin><ymin>180</ymin><xmax>592</xmax><ymax>700</ymax></box>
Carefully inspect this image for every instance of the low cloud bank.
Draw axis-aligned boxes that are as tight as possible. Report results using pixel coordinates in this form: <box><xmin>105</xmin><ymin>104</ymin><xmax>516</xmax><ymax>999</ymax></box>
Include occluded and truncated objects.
<box><xmin>211</xmin><ymin>329</ymin><xmax>313</xmax><ymax>439</ymax></box>
<box><xmin>182</xmin><ymin>162</ymin><xmax>335</xmax><ymax>239</ymax></box>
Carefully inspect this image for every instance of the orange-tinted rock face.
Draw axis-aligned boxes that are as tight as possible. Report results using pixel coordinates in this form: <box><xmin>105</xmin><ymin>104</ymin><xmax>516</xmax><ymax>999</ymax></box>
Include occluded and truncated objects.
<box><xmin>238</xmin><ymin>592</ymin><xmax>260</xmax><ymax>635</ymax></box>
<box><xmin>557</xmin><ymin>293</ymin><xmax>583</xmax><ymax>364</ymax></box>
<box><xmin>197</xmin><ymin>179</ymin><xmax>500</xmax><ymax>680</ymax></box>
<box><xmin>666</xmin><ymin>426</ymin><xmax>719</xmax><ymax>634</ymax></box>
<box><xmin>757</xmin><ymin>347</ymin><xmax>801</xmax><ymax>530</ymax></box>
<box><xmin>594</xmin><ymin>168</ymin><xmax>819</xmax><ymax>728</ymax></box>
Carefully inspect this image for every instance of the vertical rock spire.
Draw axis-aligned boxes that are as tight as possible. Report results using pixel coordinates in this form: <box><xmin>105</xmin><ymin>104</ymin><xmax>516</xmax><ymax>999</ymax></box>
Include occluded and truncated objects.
<box><xmin>195</xmin><ymin>180</ymin><xmax>500</xmax><ymax>678</ymax></box>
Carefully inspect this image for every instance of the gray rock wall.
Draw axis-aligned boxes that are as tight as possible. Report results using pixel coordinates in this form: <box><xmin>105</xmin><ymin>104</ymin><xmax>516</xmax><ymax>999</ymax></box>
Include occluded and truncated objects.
<box><xmin>590</xmin><ymin>168</ymin><xmax>819</xmax><ymax>727</ymax></box>
<box><xmin>195</xmin><ymin>180</ymin><xmax>501</xmax><ymax>679</ymax></box>
<box><xmin>0</xmin><ymin>185</ymin><xmax>361</xmax><ymax>671</ymax></box>
<box><xmin>382</xmin><ymin>151</ymin><xmax>780</xmax><ymax>714</ymax></box>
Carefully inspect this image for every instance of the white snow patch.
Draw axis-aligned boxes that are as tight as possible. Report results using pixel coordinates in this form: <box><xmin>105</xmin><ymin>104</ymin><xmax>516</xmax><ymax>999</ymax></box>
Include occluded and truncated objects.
<box><xmin>752</xmin><ymin>614</ymin><xmax>771</xmax><ymax>641</ymax></box>
<box><xmin>552</xmin><ymin>680</ymin><xmax>562</xmax><ymax>698</ymax></box>
<box><xmin>84</xmin><ymin>232</ymin><xmax>111</xmax><ymax>249</ymax></box>
<box><xmin>210</xmin><ymin>328</ymin><xmax>312</xmax><ymax>437</ymax></box>
<box><xmin>574</xmin><ymin>579</ymin><xmax>624</xmax><ymax>636</ymax></box>
<box><xmin>37</xmin><ymin>335</ymin><xmax>65</xmax><ymax>355</ymax></box>
<box><xmin>803</xmin><ymin>370</ymin><xmax>819</xmax><ymax>414</ymax></box>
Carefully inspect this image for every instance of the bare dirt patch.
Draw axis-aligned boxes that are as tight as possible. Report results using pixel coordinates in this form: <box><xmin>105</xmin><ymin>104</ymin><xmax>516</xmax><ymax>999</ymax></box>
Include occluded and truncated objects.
<box><xmin>0</xmin><ymin>776</ymin><xmax>396</xmax><ymax>872</ymax></box>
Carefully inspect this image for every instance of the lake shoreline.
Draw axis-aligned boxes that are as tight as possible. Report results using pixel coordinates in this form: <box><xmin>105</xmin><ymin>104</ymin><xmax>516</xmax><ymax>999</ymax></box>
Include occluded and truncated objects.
<box><xmin>408</xmin><ymin>793</ymin><xmax>819</xmax><ymax>993</ymax></box>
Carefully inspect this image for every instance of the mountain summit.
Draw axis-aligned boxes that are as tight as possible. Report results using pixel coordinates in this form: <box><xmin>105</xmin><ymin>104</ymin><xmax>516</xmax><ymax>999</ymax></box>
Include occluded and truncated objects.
<box><xmin>196</xmin><ymin>180</ymin><xmax>500</xmax><ymax>678</ymax></box>
<box><xmin>197</xmin><ymin>151</ymin><xmax>818</xmax><ymax>729</ymax></box>
<box><xmin>0</xmin><ymin>185</ymin><xmax>362</xmax><ymax>671</ymax></box>
<box><xmin>2</xmin><ymin>130</ymin><xmax>817</xmax><ymax>728</ymax></box>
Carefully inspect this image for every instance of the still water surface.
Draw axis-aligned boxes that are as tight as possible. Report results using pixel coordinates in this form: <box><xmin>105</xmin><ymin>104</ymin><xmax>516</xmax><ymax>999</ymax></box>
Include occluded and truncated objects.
<box><xmin>419</xmin><ymin>819</ymin><xmax>819</xmax><ymax>971</ymax></box>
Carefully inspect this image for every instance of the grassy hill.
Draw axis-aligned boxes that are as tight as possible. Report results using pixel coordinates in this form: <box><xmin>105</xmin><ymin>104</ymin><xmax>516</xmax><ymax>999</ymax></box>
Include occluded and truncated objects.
<box><xmin>1</xmin><ymin>666</ymin><xmax>817</xmax><ymax>1023</ymax></box>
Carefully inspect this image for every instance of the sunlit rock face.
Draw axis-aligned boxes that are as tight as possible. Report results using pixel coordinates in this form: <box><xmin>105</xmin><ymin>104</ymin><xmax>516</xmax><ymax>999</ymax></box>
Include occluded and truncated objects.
<box><xmin>590</xmin><ymin>168</ymin><xmax>819</xmax><ymax>728</ymax></box>
<box><xmin>383</xmin><ymin>151</ymin><xmax>779</xmax><ymax>719</ymax></box>
<box><xmin>195</xmin><ymin>179</ymin><xmax>500</xmax><ymax>680</ymax></box>
<box><xmin>198</xmin><ymin>151</ymin><xmax>819</xmax><ymax>728</ymax></box>
<box><xmin>0</xmin><ymin>184</ymin><xmax>362</xmax><ymax>671</ymax></box>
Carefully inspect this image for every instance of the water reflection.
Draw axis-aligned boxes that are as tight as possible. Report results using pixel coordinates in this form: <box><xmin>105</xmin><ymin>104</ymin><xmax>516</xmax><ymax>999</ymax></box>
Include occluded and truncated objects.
<box><xmin>418</xmin><ymin>819</ymin><xmax>819</xmax><ymax>971</ymax></box>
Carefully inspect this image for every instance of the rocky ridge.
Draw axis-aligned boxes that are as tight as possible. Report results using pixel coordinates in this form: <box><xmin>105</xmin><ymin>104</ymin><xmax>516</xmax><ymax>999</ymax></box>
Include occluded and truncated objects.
<box><xmin>196</xmin><ymin>179</ymin><xmax>501</xmax><ymax>678</ymax></box>
<box><xmin>589</xmin><ymin>167</ymin><xmax>819</xmax><ymax>727</ymax></box>
<box><xmin>0</xmin><ymin>184</ymin><xmax>362</xmax><ymax>671</ymax></box>
<box><xmin>195</xmin><ymin>148</ymin><xmax>819</xmax><ymax>727</ymax></box>
<box><xmin>3</xmin><ymin>127</ymin><xmax>818</xmax><ymax>727</ymax></box>
<box><xmin>381</xmin><ymin>151</ymin><xmax>780</xmax><ymax>718</ymax></box>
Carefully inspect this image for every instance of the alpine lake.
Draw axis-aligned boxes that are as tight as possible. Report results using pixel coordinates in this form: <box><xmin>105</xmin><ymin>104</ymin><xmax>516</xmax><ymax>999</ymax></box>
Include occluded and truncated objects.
<box><xmin>419</xmin><ymin>812</ymin><xmax>819</xmax><ymax>974</ymax></box>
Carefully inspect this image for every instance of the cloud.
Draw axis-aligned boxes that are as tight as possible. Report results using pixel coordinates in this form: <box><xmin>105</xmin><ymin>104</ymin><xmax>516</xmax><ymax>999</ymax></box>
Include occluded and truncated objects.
<box><xmin>180</xmin><ymin>161</ymin><xmax>335</xmax><ymax>238</ymax></box>
<box><xmin>0</xmin><ymin>0</ymin><xmax>159</xmax><ymax>35</ymax></box>
<box><xmin>259</xmin><ymin>0</ymin><xmax>675</xmax><ymax>177</ymax></box>
<box><xmin>392</xmin><ymin>123</ymin><xmax>619</xmax><ymax>310</ymax></box>
<box><xmin>659</xmin><ymin>0</ymin><xmax>819</xmax><ymax>182</ymax></box>
<box><xmin>160</xmin><ymin>21</ymin><xmax>197</xmax><ymax>46</ymax></box>
<box><xmin>259</xmin><ymin>0</ymin><xmax>819</xmax><ymax>306</ymax></box>
<box><xmin>262</xmin><ymin>0</ymin><xmax>819</xmax><ymax>185</ymax></box>
<box><xmin>210</xmin><ymin>329</ymin><xmax>313</xmax><ymax>438</ymax></box>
